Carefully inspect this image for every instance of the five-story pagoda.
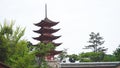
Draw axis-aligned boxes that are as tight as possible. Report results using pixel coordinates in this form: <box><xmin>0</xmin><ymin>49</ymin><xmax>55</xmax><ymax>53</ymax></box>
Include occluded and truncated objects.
<box><xmin>33</xmin><ymin>5</ymin><xmax>62</xmax><ymax>60</ymax></box>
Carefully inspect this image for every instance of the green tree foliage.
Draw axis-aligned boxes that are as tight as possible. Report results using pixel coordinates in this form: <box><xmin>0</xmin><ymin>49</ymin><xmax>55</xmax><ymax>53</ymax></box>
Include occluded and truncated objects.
<box><xmin>84</xmin><ymin>32</ymin><xmax>107</xmax><ymax>52</ymax></box>
<box><xmin>103</xmin><ymin>54</ymin><xmax>116</xmax><ymax>61</ymax></box>
<box><xmin>57</xmin><ymin>48</ymin><xmax>67</xmax><ymax>62</ymax></box>
<box><xmin>34</xmin><ymin>43</ymin><xmax>55</xmax><ymax>68</ymax></box>
<box><xmin>0</xmin><ymin>20</ymin><xmax>60</xmax><ymax>68</ymax></box>
<box><xmin>0</xmin><ymin>22</ymin><xmax>15</xmax><ymax>62</ymax></box>
<box><xmin>67</xmin><ymin>54</ymin><xmax>79</xmax><ymax>63</ymax></box>
<box><xmin>82</xmin><ymin>32</ymin><xmax>107</xmax><ymax>62</ymax></box>
<box><xmin>0</xmin><ymin>22</ymin><xmax>13</xmax><ymax>62</ymax></box>
<box><xmin>113</xmin><ymin>45</ymin><xmax>120</xmax><ymax>61</ymax></box>
<box><xmin>0</xmin><ymin>20</ymin><xmax>36</xmax><ymax>68</ymax></box>
<box><xmin>79</xmin><ymin>52</ymin><xmax>105</xmax><ymax>62</ymax></box>
<box><xmin>6</xmin><ymin>40</ymin><xmax>36</xmax><ymax>68</ymax></box>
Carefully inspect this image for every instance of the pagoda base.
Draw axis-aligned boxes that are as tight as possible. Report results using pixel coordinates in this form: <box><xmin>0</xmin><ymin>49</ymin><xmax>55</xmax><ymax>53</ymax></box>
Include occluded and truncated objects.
<box><xmin>47</xmin><ymin>60</ymin><xmax>60</xmax><ymax>68</ymax></box>
<box><xmin>117</xmin><ymin>66</ymin><xmax>120</xmax><ymax>68</ymax></box>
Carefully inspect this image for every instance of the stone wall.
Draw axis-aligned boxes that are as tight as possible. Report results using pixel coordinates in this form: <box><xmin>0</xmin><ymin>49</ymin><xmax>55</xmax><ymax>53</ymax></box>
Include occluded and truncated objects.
<box><xmin>117</xmin><ymin>65</ymin><xmax>120</xmax><ymax>68</ymax></box>
<box><xmin>47</xmin><ymin>60</ymin><xmax>60</xmax><ymax>68</ymax></box>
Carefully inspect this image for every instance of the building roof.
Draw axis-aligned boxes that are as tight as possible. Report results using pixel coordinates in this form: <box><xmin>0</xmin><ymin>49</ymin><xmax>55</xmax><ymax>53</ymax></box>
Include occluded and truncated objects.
<box><xmin>33</xmin><ymin>34</ymin><xmax>61</xmax><ymax>41</ymax></box>
<box><xmin>33</xmin><ymin>28</ymin><xmax>60</xmax><ymax>34</ymax></box>
<box><xmin>34</xmin><ymin>18</ymin><xmax>59</xmax><ymax>27</ymax></box>
<box><xmin>60</xmin><ymin>62</ymin><xmax>120</xmax><ymax>68</ymax></box>
<box><xmin>48</xmin><ymin>50</ymin><xmax>62</xmax><ymax>55</ymax></box>
<box><xmin>52</xmin><ymin>42</ymin><xmax>62</xmax><ymax>46</ymax></box>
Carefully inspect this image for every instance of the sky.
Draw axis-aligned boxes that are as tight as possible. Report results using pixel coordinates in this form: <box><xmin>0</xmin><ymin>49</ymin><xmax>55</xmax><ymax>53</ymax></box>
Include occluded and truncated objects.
<box><xmin>0</xmin><ymin>0</ymin><xmax>120</xmax><ymax>54</ymax></box>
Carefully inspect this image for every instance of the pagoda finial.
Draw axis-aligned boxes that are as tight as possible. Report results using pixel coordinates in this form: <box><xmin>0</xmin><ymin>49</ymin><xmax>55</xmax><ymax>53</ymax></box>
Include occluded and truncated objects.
<box><xmin>45</xmin><ymin>4</ymin><xmax>47</xmax><ymax>18</ymax></box>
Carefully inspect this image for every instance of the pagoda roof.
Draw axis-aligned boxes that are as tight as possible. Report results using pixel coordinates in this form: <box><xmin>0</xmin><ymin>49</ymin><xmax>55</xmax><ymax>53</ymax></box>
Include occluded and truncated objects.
<box><xmin>32</xmin><ymin>42</ymin><xmax>62</xmax><ymax>47</ymax></box>
<box><xmin>34</xmin><ymin>18</ymin><xmax>59</xmax><ymax>27</ymax></box>
<box><xmin>44</xmin><ymin>17</ymin><xmax>58</xmax><ymax>23</ymax></box>
<box><xmin>33</xmin><ymin>27</ymin><xmax>60</xmax><ymax>34</ymax></box>
<box><xmin>39</xmin><ymin>41</ymin><xmax>62</xmax><ymax>46</ymax></box>
<box><xmin>52</xmin><ymin>42</ymin><xmax>62</xmax><ymax>46</ymax></box>
<box><xmin>48</xmin><ymin>50</ymin><xmax>62</xmax><ymax>55</ymax></box>
<box><xmin>36</xmin><ymin>50</ymin><xmax>62</xmax><ymax>57</ymax></box>
<box><xmin>33</xmin><ymin>34</ymin><xmax>61</xmax><ymax>41</ymax></box>
<box><xmin>41</xmin><ymin>41</ymin><xmax>62</xmax><ymax>46</ymax></box>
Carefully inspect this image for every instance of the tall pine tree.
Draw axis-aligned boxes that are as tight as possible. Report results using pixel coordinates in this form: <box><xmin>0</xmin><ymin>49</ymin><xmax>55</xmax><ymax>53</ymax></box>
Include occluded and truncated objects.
<box><xmin>84</xmin><ymin>32</ymin><xmax>107</xmax><ymax>52</ymax></box>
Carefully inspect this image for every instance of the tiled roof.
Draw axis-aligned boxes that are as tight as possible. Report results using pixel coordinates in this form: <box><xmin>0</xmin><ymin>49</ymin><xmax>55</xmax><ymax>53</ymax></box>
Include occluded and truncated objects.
<box><xmin>60</xmin><ymin>62</ymin><xmax>120</xmax><ymax>68</ymax></box>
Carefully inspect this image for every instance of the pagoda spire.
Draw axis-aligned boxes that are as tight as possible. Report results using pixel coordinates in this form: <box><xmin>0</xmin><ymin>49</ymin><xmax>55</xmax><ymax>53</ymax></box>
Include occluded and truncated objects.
<box><xmin>45</xmin><ymin>4</ymin><xmax>47</xmax><ymax>18</ymax></box>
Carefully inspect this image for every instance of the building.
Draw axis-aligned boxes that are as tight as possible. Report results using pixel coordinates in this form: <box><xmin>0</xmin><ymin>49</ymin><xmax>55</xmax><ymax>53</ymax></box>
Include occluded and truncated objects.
<box><xmin>33</xmin><ymin>4</ymin><xmax>62</xmax><ymax>61</ymax></box>
<box><xmin>60</xmin><ymin>62</ymin><xmax>120</xmax><ymax>68</ymax></box>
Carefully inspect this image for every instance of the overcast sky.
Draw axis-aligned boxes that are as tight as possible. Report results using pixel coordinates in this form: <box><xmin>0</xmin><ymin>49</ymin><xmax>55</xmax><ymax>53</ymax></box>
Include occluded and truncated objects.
<box><xmin>0</xmin><ymin>0</ymin><xmax>120</xmax><ymax>54</ymax></box>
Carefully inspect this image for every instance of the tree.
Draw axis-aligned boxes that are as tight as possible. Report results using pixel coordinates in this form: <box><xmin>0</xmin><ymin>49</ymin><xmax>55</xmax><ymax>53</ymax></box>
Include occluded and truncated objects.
<box><xmin>57</xmin><ymin>48</ymin><xmax>67</xmax><ymax>62</ymax></box>
<box><xmin>83</xmin><ymin>32</ymin><xmax>107</xmax><ymax>62</ymax></box>
<box><xmin>0</xmin><ymin>21</ymin><xmax>16</xmax><ymax>62</ymax></box>
<box><xmin>103</xmin><ymin>54</ymin><xmax>116</xmax><ymax>61</ymax></box>
<box><xmin>34</xmin><ymin>43</ymin><xmax>55</xmax><ymax>68</ymax></box>
<box><xmin>84</xmin><ymin>32</ymin><xmax>107</xmax><ymax>52</ymax></box>
<box><xmin>6</xmin><ymin>40</ymin><xmax>36</xmax><ymax>68</ymax></box>
<box><xmin>113</xmin><ymin>45</ymin><xmax>120</xmax><ymax>61</ymax></box>
<box><xmin>0</xmin><ymin>21</ymin><xmax>13</xmax><ymax>62</ymax></box>
<box><xmin>79</xmin><ymin>52</ymin><xmax>105</xmax><ymax>62</ymax></box>
<box><xmin>0</xmin><ymin>20</ymin><xmax>36</xmax><ymax>68</ymax></box>
<box><xmin>67</xmin><ymin>54</ymin><xmax>79</xmax><ymax>63</ymax></box>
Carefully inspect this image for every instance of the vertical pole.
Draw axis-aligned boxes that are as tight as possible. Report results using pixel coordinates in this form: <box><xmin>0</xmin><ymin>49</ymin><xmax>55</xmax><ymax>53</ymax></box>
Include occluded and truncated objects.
<box><xmin>45</xmin><ymin>4</ymin><xmax>47</xmax><ymax>18</ymax></box>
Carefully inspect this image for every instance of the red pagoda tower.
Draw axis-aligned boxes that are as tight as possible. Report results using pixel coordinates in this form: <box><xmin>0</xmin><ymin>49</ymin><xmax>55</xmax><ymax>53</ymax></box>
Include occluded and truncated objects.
<box><xmin>33</xmin><ymin>5</ymin><xmax>62</xmax><ymax>60</ymax></box>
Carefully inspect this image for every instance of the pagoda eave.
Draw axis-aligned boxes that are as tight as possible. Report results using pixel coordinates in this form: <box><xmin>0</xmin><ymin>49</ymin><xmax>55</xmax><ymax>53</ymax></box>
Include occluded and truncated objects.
<box><xmin>34</xmin><ymin>18</ymin><xmax>59</xmax><ymax>27</ymax></box>
<box><xmin>35</xmin><ymin>50</ymin><xmax>62</xmax><ymax>57</ymax></box>
<box><xmin>48</xmin><ymin>50</ymin><xmax>62</xmax><ymax>56</ymax></box>
<box><xmin>33</xmin><ymin>28</ymin><xmax>60</xmax><ymax>34</ymax></box>
<box><xmin>44</xmin><ymin>17</ymin><xmax>58</xmax><ymax>23</ymax></box>
<box><xmin>52</xmin><ymin>42</ymin><xmax>62</xmax><ymax>46</ymax></box>
<box><xmin>33</xmin><ymin>35</ymin><xmax>61</xmax><ymax>41</ymax></box>
<box><xmin>39</xmin><ymin>35</ymin><xmax>61</xmax><ymax>39</ymax></box>
<box><xmin>34</xmin><ymin>22</ymin><xmax>59</xmax><ymax>27</ymax></box>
